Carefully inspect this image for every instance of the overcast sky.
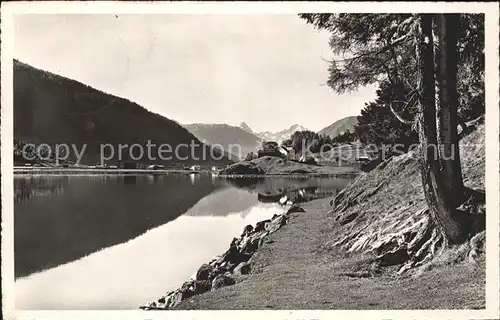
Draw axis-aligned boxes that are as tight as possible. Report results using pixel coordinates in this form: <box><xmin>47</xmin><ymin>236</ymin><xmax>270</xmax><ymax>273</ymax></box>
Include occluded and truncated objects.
<box><xmin>14</xmin><ymin>14</ymin><xmax>376</xmax><ymax>132</ymax></box>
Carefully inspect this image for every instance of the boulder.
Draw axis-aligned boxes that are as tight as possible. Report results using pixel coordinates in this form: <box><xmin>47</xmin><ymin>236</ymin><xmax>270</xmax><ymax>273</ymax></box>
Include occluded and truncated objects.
<box><xmin>211</xmin><ymin>274</ymin><xmax>236</xmax><ymax>291</ymax></box>
<box><xmin>192</xmin><ymin>280</ymin><xmax>212</xmax><ymax>294</ymax></box>
<box><xmin>286</xmin><ymin>205</ymin><xmax>305</xmax><ymax>215</ymax></box>
<box><xmin>196</xmin><ymin>263</ymin><xmax>214</xmax><ymax>281</ymax></box>
<box><xmin>180</xmin><ymin>281</ymin><xmax>196</xmax><ymax>299</ymax></box>
<box><xmin>266</xmin><ymin>220</ymin><xmax>285</xmax><ymax>233</ymax></box>
<box><xmin>225</xmin><ymin>245</ymin><xmax>252</xmax><ymax>264</ymax></box>
<box><xmin>241</xmin><ymin>224</ymin><xmax>254</xmax><ymax>236</ymax></box>
<box><xmin>167</xmin><ymin>291</ymin><xmax>183</xmax><ymax>308</ymax></box>
<box><xmin>219</xmin><ymin>260</ymin><xmax>236</xmax><ymax>272</ymax></box>
<box><xmin>233</xmin><ymin>262</ymin><xmax>251</xmax><ymax>276</ymax></box>
<box><xmin>255</xmin><ymin>231</ymin><xmax>269</xmax><ymax>247</ymax></box>
<box><xmin>240</xmin><ymin>236</ymin><xmax>260</xmax><ymax>255</ymax></box>
<box><xmin>266</xmin><ymin>215</ymin><xmax>287</xmax><ymax>233</ymax></box>
<box><xmin>210</xmin><ymin>256</ymin><xmax>221</xmax><ymax>267</ymax></box>
<box><xmin>255</xmin><ymin>219</ymin><xmax>271</xmax><ymax>232</ymax></box>
<box><xmin>230</xmin><ymin>237</ymin><xmax>241</xmax><ymax>247</ymax></box>
<box><xmin>215</xmin><ymin>253</ymin><xmax>228</xmax><ymax>265</ymax></box>
<box><xmin>179</xmin><ymin>279</ymin><xmax>212</xmax><ymax>300</ymax></box>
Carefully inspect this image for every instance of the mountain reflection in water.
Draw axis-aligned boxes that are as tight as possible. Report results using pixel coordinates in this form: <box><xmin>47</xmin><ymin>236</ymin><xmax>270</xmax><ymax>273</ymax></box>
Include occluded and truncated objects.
<box><xmin>14</xmin><ymin>174</ymin><xmax>225</xmax><ymax>278</ymax></box>
<box><xmin>14</xmin><ymin>173</ymin><xmax>354</xmax><ymax>309</ymax></box>
<box><xmin>224</xmin><ymin>176</ymin><xmax>352</xmax><ymax>204</ymax></box>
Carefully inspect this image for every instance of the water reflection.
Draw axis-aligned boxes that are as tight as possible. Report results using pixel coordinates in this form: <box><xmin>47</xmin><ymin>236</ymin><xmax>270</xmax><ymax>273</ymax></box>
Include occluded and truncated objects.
<box><xmin>14</xmin><ymin>174</ymin><xmax>224</xmax><ymax>278</ymax></box>
<box><xmin>185</xmin><ymin>187</ymin><xmax>258</xmax><ymax>218</ymax></box>
<box><xmin>15</xmin><ymin>202</ymin><xmax>283</xmax><ymax>310</ymax></box>
<box><xmin>224</xmin><ymin>176</ymin><xmax>352</xmax><ymax>205</ymax></box>
<box><xmin>123</xmin><ymin>175</ymin><xmax>137</xmax><ymax>185</ymax></box>
<box><xmin>14</xmin><ymin>173</ymin><xmax>354</xmax><ymax>309</ymax></box>
<box><xmin>14</xmin><ymin>175</ymin><xmax>68</xmax><ymax>203</ymax></box>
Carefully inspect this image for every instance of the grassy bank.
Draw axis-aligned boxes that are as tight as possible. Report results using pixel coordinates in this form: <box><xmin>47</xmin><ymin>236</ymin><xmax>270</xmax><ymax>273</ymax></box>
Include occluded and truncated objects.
<box><xmin>173</xmin><ymin>124</ymin><xmax>485</xmax><ymax>310</ymax></box>
<box><xmin>220</xmin><ymin>155</ymin><xmax>360</xmax><ymax>176</ymax></box>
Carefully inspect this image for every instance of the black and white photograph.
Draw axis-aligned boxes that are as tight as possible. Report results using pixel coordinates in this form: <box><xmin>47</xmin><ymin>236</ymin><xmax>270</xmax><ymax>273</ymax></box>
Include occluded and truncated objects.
<box><xmin>1</xmin><ymin>2</ymin><xmax>499</xmax><ymax>319</ymax></box>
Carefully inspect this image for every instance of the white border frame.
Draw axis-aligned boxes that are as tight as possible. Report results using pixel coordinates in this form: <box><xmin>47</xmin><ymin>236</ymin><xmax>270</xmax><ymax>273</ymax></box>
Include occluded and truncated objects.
<box><xmin>1</xmin><ymin>2</ymin><xmax>499</xmax><ymax>320</ymax></box>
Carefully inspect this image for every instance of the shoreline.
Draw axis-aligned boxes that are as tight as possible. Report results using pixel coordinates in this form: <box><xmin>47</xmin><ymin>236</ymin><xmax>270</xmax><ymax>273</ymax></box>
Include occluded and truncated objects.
<box><xmin>140</xmin><ymin>204</ymin><xmax>305</xmax><ymax>310</ymax></box>
<box><xmin>142</xmin><ymin>125</ymin><xmax>486</xmax><ymax>310</ymax></box>
<box><xmin>14</xmin><ymin>168</ymin><xmax>360</xmax><ymax>178</ymax></box>
<box><xmin>13</xmin><ymin>168</ymin><xmax>206</xmax><ymax>175</ymax></box>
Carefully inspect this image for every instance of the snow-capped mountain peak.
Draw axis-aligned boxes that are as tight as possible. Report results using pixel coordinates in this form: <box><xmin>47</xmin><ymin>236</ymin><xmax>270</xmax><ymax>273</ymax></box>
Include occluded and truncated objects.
<box><xmin>239</xmin><ymin>122</ymin><xmax>253</xmax><ymax>134</ymax></box>
<box><xmin>256</xmin><ymin>124</ymin><xmax>309</xmax><ymax>144</ymax></box>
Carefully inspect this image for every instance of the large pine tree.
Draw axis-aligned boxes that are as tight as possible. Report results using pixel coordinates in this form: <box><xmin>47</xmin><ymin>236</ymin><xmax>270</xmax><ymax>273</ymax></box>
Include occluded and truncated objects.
<box><xmin>299</xmin><ymin>13</ymin><xmax>484</xmax><ymax>244</ymax></box>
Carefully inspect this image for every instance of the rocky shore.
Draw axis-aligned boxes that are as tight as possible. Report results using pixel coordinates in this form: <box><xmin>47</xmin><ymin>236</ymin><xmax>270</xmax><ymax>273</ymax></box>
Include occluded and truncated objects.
<box><xmin>166</xmin><ymin>124</ymin><xmax>485</xmax><ymax>310</ymax></box>
<box><xmin>139</xmin><ymin>204</ymin><xmax>306</xmax><ymax>310</ymax></box>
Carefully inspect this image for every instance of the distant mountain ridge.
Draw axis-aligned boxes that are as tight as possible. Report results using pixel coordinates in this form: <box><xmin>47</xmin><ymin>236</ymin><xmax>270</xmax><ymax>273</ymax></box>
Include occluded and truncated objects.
<box><xmin>183</xmin><ymin>122</ymin><xmax>310</xmax><ymax>158</ymax></box>
<box><xmin>184</xmin><ymin>123</ymin><xmax>262</xmax><ymax>159</ymax></box>
<box><xmin>13</xmin><ymin>60</ymin><xmax>231</xmax><ymax>166</ymax></box>
<box><xmin>319</xmin><ymin>116</ymin><xmax>358</xmax><ymax>138</ymax></box>
<box><xmin>239</xmin><ymin>122</ymin><xmax>253</xmax><ymax>134</ymax></box>
<box><xmin>239</xmin><ymin>123</ymin><xmax>310</xmax><ymax>144</ymax></box>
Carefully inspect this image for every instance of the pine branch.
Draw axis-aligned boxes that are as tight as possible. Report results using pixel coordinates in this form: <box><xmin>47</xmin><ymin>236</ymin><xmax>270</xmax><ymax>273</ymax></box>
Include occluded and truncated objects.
<box><xmin>389</xmin><ymin>102</ymin><xmax>415</xmax><ymax>125</ymax></box>
<box><xmin>333</xmin><ymin>34</ymin><xmax>411</xmax><ymax>63</ymax></box>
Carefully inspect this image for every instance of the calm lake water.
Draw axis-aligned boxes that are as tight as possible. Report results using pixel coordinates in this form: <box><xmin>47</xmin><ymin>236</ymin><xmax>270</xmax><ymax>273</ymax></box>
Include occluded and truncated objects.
<box><xmin>14</xmin><ymin>173</ymin><xmax>352</xmax><ymax>310</ymax></box>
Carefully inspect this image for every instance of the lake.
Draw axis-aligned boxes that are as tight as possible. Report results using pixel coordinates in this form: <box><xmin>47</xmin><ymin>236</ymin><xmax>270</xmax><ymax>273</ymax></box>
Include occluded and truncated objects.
<box><xmin>14</xmin><ymin>173</ymin><xmax>353</xmax><ymax>309</ymax></box>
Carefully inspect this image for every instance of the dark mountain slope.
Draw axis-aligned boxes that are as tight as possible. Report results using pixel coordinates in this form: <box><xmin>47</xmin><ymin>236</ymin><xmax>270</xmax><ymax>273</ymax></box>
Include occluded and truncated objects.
<box><xmin>14</xmin><ymin>60</ymin><xmax>231</xmax><ymax>166</ymax></box>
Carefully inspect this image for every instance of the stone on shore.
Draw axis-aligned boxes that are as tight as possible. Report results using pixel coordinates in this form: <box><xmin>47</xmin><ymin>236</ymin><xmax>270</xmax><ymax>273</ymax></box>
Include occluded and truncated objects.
<box><xmin>286</xmin><ymin>205</ymin><xmax>305</xmax><ymax>215</ymax></box>
<box><xmin>255</xmin><ymin>219</ymin><xmax>271</xmax><ymax>232</ymax></box>
<box><xmin>168</xmin><ymin>291</ymin><xmax>183</xmax><ymax>308</ymax></box>
<box><xmin>266</xmin><ymin>215</ymin><xmax>287</xmax><ymax>233</ymax></box>
<box><xmin>225</xmin><ymin>245</ymin><xmax>252</xmax><ymax>264</ymax></box>
<box><xmin>196</xmin><ymin>264</ymin><xmax>214</xmax><ymax>281</ymax></box>
<box><xmin>141</xmin><ymin>208</ymin><xmax>292</xmax><ymax>310</ymax></box>
<box><xmin>240</xmin><ymin>235</ymin><xmax>261</xmax><ymax>255</ymax></box>
<box><xmin>233</xmin><ymin>262</ymin><xmax>251</xmax><ymax>276</ymax></box>
<box><xmin>242</xmin><ymin>224</ymin><xmax>254</xmax><ymax>236</ymax></box>
<box><xmin>211</xmin><ymin>273</ymin><xmax>236</xmax><ymax>291</ymax></box>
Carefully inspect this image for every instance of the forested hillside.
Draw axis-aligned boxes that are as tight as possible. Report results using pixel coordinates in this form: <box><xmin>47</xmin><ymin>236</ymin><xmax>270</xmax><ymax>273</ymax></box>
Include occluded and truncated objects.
<box><xmin>14</xmin><ymin>60</ymin><xmax>232</xmax><ymax>166</ymax></box>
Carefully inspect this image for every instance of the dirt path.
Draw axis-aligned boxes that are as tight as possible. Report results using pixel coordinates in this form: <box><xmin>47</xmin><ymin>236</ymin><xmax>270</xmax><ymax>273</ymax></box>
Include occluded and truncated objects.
<box><xmin>176</xmin><ymin>198</ymin><xmax>484</xmax><ymax>310</ymax></box>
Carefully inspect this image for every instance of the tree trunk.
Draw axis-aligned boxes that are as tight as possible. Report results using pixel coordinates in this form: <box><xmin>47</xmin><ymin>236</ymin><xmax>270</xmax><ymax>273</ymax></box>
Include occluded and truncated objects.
<box><xmin>416</xmin><ymin>14</ymin><xmax>469</xmax><ymax>244</ymax></box>
<box><xmin>436</xmin><ymin>14</ymin><xmax>465</xmax><ymax>206</ymax></box>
